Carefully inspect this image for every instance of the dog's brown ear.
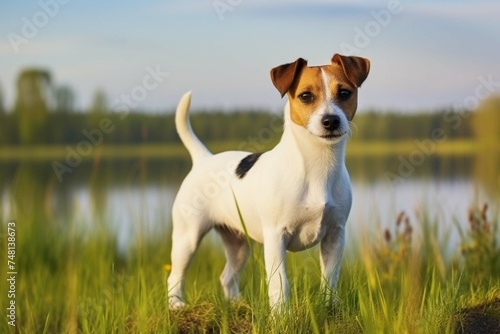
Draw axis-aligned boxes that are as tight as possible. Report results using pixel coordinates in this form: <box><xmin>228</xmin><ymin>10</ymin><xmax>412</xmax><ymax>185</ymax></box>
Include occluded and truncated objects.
<box><xmin>332</xmin><ymin>54</ymin><xmax>370</xmax><ymax>88</ymax></box>
<box><xmin>270</xmin><ymin>58</ymin><xmax>308</xmax><ymax>98</ymax></box>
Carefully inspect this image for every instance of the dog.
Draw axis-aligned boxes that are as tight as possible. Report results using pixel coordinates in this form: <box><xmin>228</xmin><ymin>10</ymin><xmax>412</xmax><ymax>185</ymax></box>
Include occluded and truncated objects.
<box><xmin>168</xmin><ymin>53</ymin><xmax>370</xmax><ymax>309</ymax></box>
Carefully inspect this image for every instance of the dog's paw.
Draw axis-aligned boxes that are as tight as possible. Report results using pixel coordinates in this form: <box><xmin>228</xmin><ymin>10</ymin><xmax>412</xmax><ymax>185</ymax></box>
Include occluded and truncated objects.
<box><xmin>168</xmin><ymin>296</ymin><xmax>186</xmax><ymax>310</ymax></box>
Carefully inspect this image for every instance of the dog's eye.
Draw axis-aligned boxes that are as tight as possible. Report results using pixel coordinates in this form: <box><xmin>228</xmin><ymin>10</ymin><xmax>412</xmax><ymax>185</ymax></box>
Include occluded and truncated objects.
<box><xmin>298</xmin><ymin>92</ymin><xmax>314</xmax><ymax>103</ymax></box>
<box><xmin>338</xmin><ymin>89</ymin><xmax>352</xmax><ymax>101</ymax></box>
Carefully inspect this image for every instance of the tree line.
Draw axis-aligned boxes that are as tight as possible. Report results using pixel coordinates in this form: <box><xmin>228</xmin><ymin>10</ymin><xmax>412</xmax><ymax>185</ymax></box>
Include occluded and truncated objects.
<box><xmin>0</xmin><ymin>108</ymin><xmax>483</xmax><ymax>146</ymax></box>
<box><xmin>1</xmin><ymin>68</ymin><xmax>498</xmax><ymax>146</ymax></box>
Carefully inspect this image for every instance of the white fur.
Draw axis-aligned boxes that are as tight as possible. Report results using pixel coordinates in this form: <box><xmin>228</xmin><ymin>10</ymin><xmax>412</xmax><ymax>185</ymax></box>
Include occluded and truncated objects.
<box><xmin>168</xmin><ymin>91</ymin><xmax>352</xmax><ymax>309</ymax></box>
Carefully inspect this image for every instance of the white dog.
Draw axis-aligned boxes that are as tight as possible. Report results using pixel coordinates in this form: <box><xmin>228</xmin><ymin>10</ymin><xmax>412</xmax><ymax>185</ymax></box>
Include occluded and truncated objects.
<box><xmin>168</xmin><ymin>53</ymin><xmax>370</xmax><ymax>309</ymax></box>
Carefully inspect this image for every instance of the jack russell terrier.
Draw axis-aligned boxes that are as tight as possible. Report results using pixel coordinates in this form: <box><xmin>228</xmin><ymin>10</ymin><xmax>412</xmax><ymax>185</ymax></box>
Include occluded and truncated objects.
<box><xmin>168</xmin><ymin>53</ymin><xmax>370</xmax><ymax>309</ymax></box>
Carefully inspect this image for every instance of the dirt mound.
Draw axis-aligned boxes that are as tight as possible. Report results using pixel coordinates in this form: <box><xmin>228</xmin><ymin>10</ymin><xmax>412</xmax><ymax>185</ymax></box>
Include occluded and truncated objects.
<box><xmin>456</xmin><ymin>299</ymin><xmax>500</xmax><ymax>334</ymax></box>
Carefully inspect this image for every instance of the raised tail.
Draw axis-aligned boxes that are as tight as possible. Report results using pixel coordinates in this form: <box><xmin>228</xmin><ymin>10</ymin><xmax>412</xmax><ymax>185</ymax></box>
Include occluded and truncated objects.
<box><xmin>175</xmin><ymin>92</ymin><xmax>211</xmax><ymax>164</ymax></box>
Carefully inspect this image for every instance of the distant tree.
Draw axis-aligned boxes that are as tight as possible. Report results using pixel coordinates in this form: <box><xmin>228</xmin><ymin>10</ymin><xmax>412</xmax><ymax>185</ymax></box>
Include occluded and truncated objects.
<box><xmin>0</xmin><ymin>81</ymin><xmax>5</xmax><ymax>114</ymax></box>
<box><xmin>0</xmin><ymin>82</ymin><xmax>6</xmax><ymax>144</ymax></box>
<box><xmin>472</xmin><ymin>95</ymin><xmax>500</xmax><ymax>197</ymax></box>
<box><xmin>89</xmin><ymin>89</ymin><xmax>108</xmax><ymax>128</ymax></box>
<box><xmin>90</xmin><ymin>89</ymin><xmax>108</xmax><ymax>114</ymax></box>
<box><xmin>473</xmin><ymin>95</ymin><xmax>500</xmax><ymax>145</ymax></box>
<box><xmin>54</xmin><ymin>85</ymin><xmax>76</xmax><ymax>113</ymax></box>
<box><xmin>14</xmin><ymin>68</ymin><xmax>52</xmax><ymax>144</ymax></box>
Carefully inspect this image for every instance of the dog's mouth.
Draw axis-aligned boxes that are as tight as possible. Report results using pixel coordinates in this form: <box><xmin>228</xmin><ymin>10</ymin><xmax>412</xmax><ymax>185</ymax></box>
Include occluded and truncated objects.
<box><xmin>320</xmin><ymin>131</ymin><xmax>347</xmax><ymax>140</ymax></box>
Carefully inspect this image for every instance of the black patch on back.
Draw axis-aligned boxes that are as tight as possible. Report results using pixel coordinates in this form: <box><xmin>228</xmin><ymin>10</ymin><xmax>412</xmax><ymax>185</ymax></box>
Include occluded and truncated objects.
<box><xmin>235</xmin><ymin>153</ymin><xmax>263</xmax><ymax>179</ymax></box>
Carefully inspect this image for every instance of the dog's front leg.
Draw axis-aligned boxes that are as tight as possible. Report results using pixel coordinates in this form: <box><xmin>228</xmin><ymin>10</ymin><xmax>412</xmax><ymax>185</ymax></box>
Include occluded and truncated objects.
<box><xmin>263</xmin><ymin>229</ymin><xmax>289</xmax><ymax>308</ymax></box>
<box><xmin>320</xmin><ymin>224</ymin><xmax>346</xmax><ymax>300</ymax></box>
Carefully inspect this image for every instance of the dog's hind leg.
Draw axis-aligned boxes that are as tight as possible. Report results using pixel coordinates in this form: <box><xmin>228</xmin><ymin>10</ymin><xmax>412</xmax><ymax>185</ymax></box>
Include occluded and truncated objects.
<box><xmin>168</xmin><ymin>214</ymin><xmax>209</xmax><ymax>309</ymax></box>
<box><xmin>216</xmin><ymin>226</ymin><xmax>249</xmax><ymax>300</ymax></box>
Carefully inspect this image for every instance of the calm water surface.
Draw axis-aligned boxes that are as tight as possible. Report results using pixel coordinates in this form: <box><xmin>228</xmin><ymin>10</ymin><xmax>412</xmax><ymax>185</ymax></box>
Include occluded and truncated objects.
<box><xmin>1</xmin><ymin>154</ymin><xmax>498</xmax><ymax>252</ymax></box>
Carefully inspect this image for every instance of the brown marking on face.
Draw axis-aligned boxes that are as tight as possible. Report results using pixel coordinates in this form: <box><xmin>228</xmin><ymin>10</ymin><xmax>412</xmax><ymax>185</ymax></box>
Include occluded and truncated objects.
<box><xmin>287</xmin><ymin>63</ymin><xmax>359</xmax><ymax>126</ymax></box>
<box><xmin>322</xmin><ymin>64</ymin><xmax>359</xmax><ymax>121</ymax></box>
<box><xmin>287</xmin><ymin>67</ymin><xmax>323</xmax><ymax>127</ymax></box>
<box><xmin>270</xmin><ymin>54</ymin><xmax>370</xmax><ymax>127</ymax></box>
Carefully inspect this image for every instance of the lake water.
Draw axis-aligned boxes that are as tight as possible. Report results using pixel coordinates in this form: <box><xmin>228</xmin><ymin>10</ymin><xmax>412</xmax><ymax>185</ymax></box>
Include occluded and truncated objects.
<box><xmin>1</xmin><ymin>153</ymin><xmax>499</xmax><ymax>253</ymax></box>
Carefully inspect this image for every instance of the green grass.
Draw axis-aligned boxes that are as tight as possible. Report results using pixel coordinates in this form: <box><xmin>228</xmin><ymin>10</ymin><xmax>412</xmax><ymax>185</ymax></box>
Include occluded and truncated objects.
<box><xmin>1</xmin><ymin>200</ymin><xmax>499</xmax><ymax>333</ymax></box>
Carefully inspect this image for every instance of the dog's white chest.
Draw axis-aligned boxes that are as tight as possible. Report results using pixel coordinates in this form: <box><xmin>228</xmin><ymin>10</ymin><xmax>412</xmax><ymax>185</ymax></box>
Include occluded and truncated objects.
<box><xmin>285</xmin><ymin>200</ymin><xmax>334</xmax><ymax>251</ymax></box>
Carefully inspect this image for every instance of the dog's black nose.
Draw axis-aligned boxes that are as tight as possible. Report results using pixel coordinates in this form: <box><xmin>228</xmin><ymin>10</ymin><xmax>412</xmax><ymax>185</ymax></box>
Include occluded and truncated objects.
<box><xmin>322</xmin><ymin>115</ymin><xmax>340</xmax><ymax>131</ymax></box>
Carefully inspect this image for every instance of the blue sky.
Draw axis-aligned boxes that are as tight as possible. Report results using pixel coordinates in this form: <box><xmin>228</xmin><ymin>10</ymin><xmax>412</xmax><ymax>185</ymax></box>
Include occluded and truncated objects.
<box><xmin>1</xmin><ymin>0</ymin><xmax>499</xmax><ymax>112</ymax></box>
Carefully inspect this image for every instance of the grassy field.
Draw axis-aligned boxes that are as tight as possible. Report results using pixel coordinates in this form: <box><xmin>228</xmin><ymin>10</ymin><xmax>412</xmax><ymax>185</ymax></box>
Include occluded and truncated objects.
<box><xmin>1</xmin><ymin>198</ymin><xmax>499</xmax><ymax>333</ymax></box>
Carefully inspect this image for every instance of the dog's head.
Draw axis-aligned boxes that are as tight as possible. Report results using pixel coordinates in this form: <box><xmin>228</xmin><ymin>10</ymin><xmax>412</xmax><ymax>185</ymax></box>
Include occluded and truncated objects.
<box><xmin>271</xmin><ymin>54</ymin><xmax>370</xmax><ymax>143</ymax></box>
